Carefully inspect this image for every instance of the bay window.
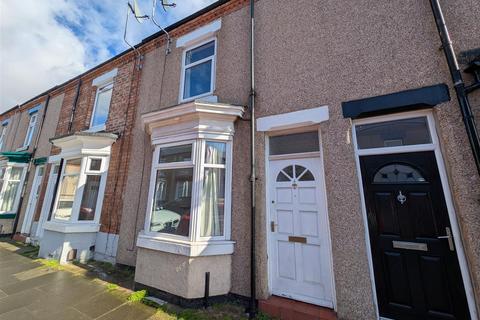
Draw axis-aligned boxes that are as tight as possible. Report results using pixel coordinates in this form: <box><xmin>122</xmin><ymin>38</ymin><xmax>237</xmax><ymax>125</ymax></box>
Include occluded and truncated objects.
<box><xmin>0</xmin><ymin>164</ymin><xmax>26</xmax><ymax>214</ymax></box>
<box><xmin>54</xmin><ymin>159</ymin><xmax>81</xmax><ymax>220</ymax></box>
<box><xmin>147</xmin><ymin>140</ymin><xmax>231</xmax><ymax>241</ymax></box>
<box><xmin>52</xmin><ymin>156</ymin><xmax>107</xmax><ymax>224</ymax></box>
<box><xmin>139</xmin><ymin>100</ymin><xmax>243</xmax><ymax>257</ymax></box>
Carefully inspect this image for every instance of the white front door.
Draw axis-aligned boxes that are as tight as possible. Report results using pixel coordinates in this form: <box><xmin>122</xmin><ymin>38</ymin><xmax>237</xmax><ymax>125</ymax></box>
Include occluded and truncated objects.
<box><xmin>268</xmin><ymin>157</ymin><xmax>334</xmax><ymax>308</ymax></box>
<box><xmin>20</xmin><ymin>165</ymin><xmax>44</xmax><ymax>234</ymax></box>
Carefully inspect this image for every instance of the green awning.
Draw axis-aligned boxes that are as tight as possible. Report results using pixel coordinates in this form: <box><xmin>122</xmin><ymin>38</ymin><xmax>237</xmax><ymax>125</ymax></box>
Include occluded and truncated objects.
<box><xmin>0</xmin><ymin>151</ymin><xmax>32</xmax><ymax>163</ymax></box>
<box><xmin>0</xmin><ymin>214</ymin><xmax>15</xmax><ymax>219</ymax></box>
<box><xmin>33</xmin><ymin>157</ymin><xmax>48</xmax><ymax>165</ymax></box>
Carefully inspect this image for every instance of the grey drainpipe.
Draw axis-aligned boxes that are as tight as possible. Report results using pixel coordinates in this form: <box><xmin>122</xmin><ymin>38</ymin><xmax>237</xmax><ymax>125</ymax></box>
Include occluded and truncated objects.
<box><xmin>68</xmin><ymin>80</ymin><xmax>82</xmax><ymax>134</ymax></box>
<box><xmin>248</xmin><ymin>0</ymin><xmax>257</xmax><ymax>318</ymax></box>
<box><xmin>11</xmin><ymin>94</ymin><xmax>51</xmax><ymax>237</ymax></box>
<box><xmin>429</xmin><ymin>0</ymin><xmax>480</xmax><ymax>175</ymax></box>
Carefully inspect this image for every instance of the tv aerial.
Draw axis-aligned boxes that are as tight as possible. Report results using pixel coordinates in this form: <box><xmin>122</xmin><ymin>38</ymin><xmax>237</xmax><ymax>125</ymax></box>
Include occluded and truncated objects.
<box><xmin>123</xmin><ymin>0</ymin><xmax>176</xmax><ymax>61</ymax></box>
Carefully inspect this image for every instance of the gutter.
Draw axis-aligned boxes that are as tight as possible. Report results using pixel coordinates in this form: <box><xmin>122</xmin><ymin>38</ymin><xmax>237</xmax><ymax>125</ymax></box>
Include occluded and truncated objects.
<box><xmin>248</xmin><ymin>0</ymin><xmax>257</xmax><ymax>318</ymax></box>
<box><xmin>429</xmin><ymin>0</ymin><xmax>480</xmax><ymax>175</ymax></box>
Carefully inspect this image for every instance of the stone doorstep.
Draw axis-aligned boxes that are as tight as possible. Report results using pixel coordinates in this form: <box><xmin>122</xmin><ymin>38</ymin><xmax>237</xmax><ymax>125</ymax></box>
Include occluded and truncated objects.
<box><xmin>12</xmin><ymin>233</ymin><xmax>27</xmax><ymax>243</ymax></box>
<box><xmin>259</xmin><ymin>296</ymin><xmax>337</xmax><ymax>320</ymax></box>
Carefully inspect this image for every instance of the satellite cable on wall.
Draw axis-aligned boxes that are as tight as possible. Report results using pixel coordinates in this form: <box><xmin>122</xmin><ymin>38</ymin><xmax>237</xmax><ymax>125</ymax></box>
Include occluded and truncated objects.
<box><xmin>151</xmin><ymin>0</ymin><xmax>175</xmax><ymax>54</ymax></box>
<box><xmin>123</xmin><ymin>0</ymin><xmax>149</xmax><ymax>64</ymax></box>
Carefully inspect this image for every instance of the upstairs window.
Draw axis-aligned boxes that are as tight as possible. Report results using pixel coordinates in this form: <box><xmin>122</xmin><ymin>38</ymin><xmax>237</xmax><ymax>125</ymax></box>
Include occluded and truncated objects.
<box><xmin>0</xmin><ymin>121</ymin><xmax>8</xmax><ymax>151</ymax></box>
<box><xmin>180</xmin><ymin>39</ymin><xmax>216</xmax><ymax>101</ymax></box>
<box><xmin>90</xmin><ymin>82</ymin><xmax>113</xmax><ymax>131</ymax></box>
<box><xmin>23</xmin><ymin>113</ymin><xmax>38</xmax><ymax>147</ymax></box>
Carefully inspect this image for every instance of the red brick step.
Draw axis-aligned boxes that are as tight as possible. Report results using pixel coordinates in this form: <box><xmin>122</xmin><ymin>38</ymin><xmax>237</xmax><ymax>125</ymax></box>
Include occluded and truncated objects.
<box><xmin>259</xmin><ymin>296</ymin><xmax>337</xmax><ymax>320</ymax></box>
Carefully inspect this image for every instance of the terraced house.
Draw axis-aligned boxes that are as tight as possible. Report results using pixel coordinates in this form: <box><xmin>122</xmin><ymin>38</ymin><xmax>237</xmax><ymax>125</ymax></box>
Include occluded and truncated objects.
<box><xmin>2</xmin><ymin>0</ymin><xmax>480</xmax><ymax>319</ymax></box>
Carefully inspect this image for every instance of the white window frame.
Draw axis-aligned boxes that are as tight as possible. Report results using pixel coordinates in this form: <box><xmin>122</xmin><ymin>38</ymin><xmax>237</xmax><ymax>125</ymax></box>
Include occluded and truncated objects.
<box><xmin>351</xmin><ymin>109</ymin><xmax>479</xmax><ymax>320</ymax></box>
<box><xmin>0</xmin><ymin>125</ymin><xmax>7</xmax><ymax>151</ymax></box>
<box><xmin>179</xmin><ymin>38</ymin><xmax>217</xmax><ymax>103</ymax></box>
<box><xmin>23</xmin><ymin>113</ymin><xmax>38</xmax><ymax>147</ymax></box>
<box><xmin>89</xmin><ymin>82</ymin><xmax>113</xmax><ymax>132</ymax></box>
<box><xmin>0</xmin><ymin>163</ymin><xmax>27</xmax><ymax>215</ymax></box>
<box><xmin>51</xmin><ymin>155</ymin><xmax>108</xmax><ymax>224</ymax></box>
<box><xmin>143</xmin><ymin>138</ymin><xmax>232</xmax><ymax>244</ymax></box>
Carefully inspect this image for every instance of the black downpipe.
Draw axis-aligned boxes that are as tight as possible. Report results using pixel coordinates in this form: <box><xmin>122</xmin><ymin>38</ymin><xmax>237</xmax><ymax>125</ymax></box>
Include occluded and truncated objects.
<box><xmin>68</xmin><ymin>80</ymin><xmax>82</xmax><ymax>133</ymax></box>
<box><xmin>249</xmin><ymin>0</ymin><xmax>257</xmax><ymax>318</ymax></box>
<box><xmin>203</xmin><ymin>272</ymin><xmax>210</xmax><ymax>308</ymax></box>
<box><xmin>429</xmin><ymin>0</ymin><xmax>480</xmax><ymax>175</ymax></box>
<box><xmin>11</xmin><ymin>94</ymin><xmax>51</xmax><ymax>237</ymax></box>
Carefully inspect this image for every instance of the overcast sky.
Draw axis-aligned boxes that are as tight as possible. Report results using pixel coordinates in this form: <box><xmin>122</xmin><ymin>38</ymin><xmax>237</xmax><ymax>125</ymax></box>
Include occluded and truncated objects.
<box><xmin>0</xmin><ymin>0</ymin><xmax>216</xmax><ymax>113</ymax></box>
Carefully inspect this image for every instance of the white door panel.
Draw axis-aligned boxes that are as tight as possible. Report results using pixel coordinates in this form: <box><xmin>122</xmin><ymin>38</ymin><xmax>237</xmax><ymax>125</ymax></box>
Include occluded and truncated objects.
<box><xmin>268</xmin><ymin>158</ymin><xmax>334</xmax><ymax>308</ymax></box>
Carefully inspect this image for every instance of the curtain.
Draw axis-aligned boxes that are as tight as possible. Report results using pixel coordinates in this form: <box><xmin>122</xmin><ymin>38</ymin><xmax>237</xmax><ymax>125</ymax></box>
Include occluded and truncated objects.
<box><xmin>201</xmin><ymin>144</ymin><xmax>225</xmax><ymax>237</ymax></box>
<box><xmin>0</xmin><ymin>181</ymin><xmax>19</xmax><ymax>212</ymax></box>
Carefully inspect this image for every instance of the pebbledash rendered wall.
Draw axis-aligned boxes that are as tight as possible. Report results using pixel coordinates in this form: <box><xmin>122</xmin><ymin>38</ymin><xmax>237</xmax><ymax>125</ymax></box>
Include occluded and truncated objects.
<box><xmin>252</xmin><ymin>0</ymin><xmax>480</xmax><ymax>318</ymax></box>
<box><xmin>115</xmin><ymin>0</ymin><xmax>480</xmax><ymax>319</ymax></box>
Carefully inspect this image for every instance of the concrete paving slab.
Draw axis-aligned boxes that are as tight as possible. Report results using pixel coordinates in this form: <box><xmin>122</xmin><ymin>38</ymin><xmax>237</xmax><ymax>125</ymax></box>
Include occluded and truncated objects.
<box><xmin>46</xmin><ymin>307</ymin><xmax>93</xmax><ymax>320</ymax></box>
<box><xmin>0</xmin><ymin>307</ymin><xmax>38</xmax><ymax>320</ymax></box>
<box><xmin>0</xmin><ymin>272</ymin><xmax>60</xmax><ymax>295</ymax></box>
<box><xmin>96</xmin><ymin>302</ymin><xmax>156</xmax><ymax>320</ymax></box>
<box><xmin>73</xmin><ymin>291</ymin><xmax>128</xmax><ymax>318</ymax></box>
<box><xmin>0</xmin><ymin>243</ymin><xmax>158</xmax><ymax>320</ymax></box>
<box><xmin>0</xmin><ymin>288</ymin><xmax>46</xmax><ymax>314</ymax></box>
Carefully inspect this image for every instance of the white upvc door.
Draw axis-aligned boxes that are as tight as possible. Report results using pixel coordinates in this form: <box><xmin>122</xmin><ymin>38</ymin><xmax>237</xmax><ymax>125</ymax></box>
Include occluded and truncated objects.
<box><xmin>268</xmin><ymin>157</ymin><xmax>334</xmax><ymax>308</ymax></box>
<box><xmin>20</xmin><ymin>165</ymin><xmax>44</xmax><ymax>234</ymax></box>
<box><xmin>35</xmin><ymin>164</ymin><xmax>59</xmax><ymax>239</ymax></box>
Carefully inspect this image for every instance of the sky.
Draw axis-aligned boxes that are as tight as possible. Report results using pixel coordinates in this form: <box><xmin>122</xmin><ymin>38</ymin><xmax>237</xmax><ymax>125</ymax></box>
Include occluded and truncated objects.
<box><xmin>0</xmin><ymin>0</ymin><xmax>216</xmax><ymax>113</ymax></box>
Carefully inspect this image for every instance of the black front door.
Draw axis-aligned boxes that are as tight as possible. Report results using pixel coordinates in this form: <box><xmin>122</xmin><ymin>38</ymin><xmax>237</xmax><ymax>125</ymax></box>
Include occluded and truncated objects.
<box><xmin>360</xmin><ymin>151</ymin><xmax>470</xmax><ymax>320</ymax></box>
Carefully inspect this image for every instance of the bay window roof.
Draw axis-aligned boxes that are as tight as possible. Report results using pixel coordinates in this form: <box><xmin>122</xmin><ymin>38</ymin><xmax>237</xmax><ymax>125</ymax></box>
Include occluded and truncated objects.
<box><xmin>141</xmin><ymin>99</ymin><xmax>244</xmax><ymax>143</ymax></box>
<box><xmin>50</xmin><ymin>132</ymin><xmax>117</xmax><ymax>158</ymax></box>
<box><xmin>138</xmin><ymin>99</ymin><xmax>243</xmax><ymax>257</ymax></box>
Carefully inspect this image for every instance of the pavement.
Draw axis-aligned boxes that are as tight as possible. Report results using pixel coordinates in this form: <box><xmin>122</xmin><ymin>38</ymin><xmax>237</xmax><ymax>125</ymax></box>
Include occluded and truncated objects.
<box><xmin>0</xmin><ymin>241</ymin><xmax>158</xmax><ymax>320</ymax></box>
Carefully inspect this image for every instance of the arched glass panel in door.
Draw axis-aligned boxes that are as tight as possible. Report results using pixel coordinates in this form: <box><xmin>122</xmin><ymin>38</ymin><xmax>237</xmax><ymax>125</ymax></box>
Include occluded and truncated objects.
<box><xmin>276</xmin><ymin>164</ymin><xmax>314</xmax><ymax>182</ymax></box>
<box><xmin>373</xmin><ymin>163</ymin><xmax>426</xmax><ymax>184</ymax></box>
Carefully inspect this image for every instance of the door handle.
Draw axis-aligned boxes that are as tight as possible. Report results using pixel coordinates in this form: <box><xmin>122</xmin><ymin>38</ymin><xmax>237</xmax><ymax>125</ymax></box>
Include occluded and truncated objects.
<box><xmin>270</xmin><ymin>221</ymin><xmax>278</xmax><ymax>232</ymax></box>
<box><xmin>438</xmin><ymin>227</ymin><xmax>454</xmax><ymax>251</ymax></box>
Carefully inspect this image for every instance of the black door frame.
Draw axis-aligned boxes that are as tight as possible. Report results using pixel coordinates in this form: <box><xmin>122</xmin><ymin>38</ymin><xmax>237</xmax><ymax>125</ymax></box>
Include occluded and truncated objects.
<box><xmin>351</xmin><ymin>110</ymin><xmax>477</xmax><ymax>319</ymax></box>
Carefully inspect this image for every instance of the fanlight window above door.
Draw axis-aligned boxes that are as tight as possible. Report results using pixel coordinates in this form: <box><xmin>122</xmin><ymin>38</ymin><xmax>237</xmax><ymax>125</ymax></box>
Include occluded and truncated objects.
<box><xmin>373</xmin><ymin>163</ymin><xmax>426</xmax><ymax>184</ymax></box>
<box><xmin>276</xmin><ymin>164</ymin><xmax>314</xmax><ymax>182</ymax></box>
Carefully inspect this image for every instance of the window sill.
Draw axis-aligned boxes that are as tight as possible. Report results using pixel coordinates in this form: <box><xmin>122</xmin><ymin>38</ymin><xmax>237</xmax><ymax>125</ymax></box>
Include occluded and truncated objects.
<box><xmin>85</xmin><ymin>124</ymin><xmax>106</xmax><ymax>133</ymax></box>
<box><xmin>16</xmin><ymin>146</ymin><xmax>29</xmax><ymax>152</ymax></box>
<box><xmin>136</xmin><ymin>231</ymin><xmax>234</xmax><ymax>257</ymax></box>
<box><xmin>179</xmin><ymin>94</ymin><xmax>218</xmax><ymax>105</ymax></box>
<box><xmin>43</xmin><ymin>221</ymin><xmax>100</xmax><ymax>233</ymax></box>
